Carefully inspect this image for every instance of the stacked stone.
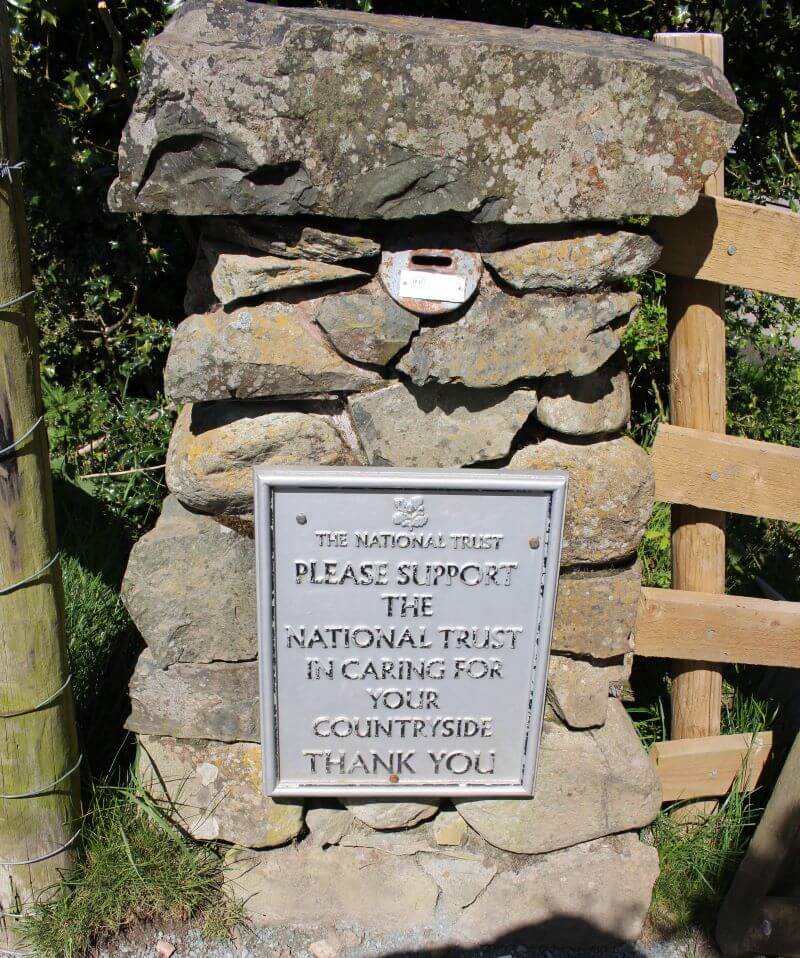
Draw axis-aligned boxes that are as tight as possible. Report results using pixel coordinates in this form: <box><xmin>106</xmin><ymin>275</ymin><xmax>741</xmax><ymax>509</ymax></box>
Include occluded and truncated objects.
<box><xmin>112</xmin><ymin>2</ymin><xmax>740</xmax><ymax>950</ymax></box>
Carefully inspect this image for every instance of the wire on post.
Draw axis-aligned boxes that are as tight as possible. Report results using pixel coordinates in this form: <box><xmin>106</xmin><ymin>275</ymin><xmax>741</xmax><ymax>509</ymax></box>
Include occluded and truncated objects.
<box><xmin>0</xmin><ymin>552</ymin><xmax>61</xmax><ymax>598</ymax></box>
<box><xmin>0</xmin><ymin>415</ymin><xmax>43</xmax><ymax>460</ymax></box>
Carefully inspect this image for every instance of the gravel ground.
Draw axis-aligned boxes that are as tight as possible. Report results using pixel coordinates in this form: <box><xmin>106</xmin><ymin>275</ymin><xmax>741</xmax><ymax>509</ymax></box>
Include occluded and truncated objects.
<box><xmin>95</xmin><ymin>924</ymin><xmax>720</xmax><ymax>958</ymax></box>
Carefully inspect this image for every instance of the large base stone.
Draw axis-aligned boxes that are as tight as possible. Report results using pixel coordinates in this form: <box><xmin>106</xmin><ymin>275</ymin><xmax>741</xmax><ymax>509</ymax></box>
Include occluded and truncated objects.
<box><xmin>138</xmin><ymin>735</ymin><xmax>304</xmax><ymax>848</ymax></box>
<box><xmin>454</xmin><ymin>700</ymin><xmax>661</xmax><ymax>854</ymax></box>
<box><xmin>225</xmin><ymin>831</ymin><xmax>658</xmax><ymax>949</ymax></box>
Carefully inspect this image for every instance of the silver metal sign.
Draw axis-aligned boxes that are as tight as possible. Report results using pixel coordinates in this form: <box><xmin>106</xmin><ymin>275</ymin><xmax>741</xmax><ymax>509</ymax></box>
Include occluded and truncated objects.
<box><xmin>255</xmin><ymin>466</ymin><xmax>567</xmax><ymax>798</ymax></box>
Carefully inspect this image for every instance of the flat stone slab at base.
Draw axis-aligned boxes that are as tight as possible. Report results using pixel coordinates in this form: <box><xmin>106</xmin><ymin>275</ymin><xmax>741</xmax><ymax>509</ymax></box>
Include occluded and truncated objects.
<box><xmin>110</xmin><ymin>1</ymin><xmax>740</xmax><ymax>223</ymax></box>
<box><xmin>226</xmin><ymin>845</ymin><xmax>439</xmax><ymax>934</ymax></box>
<box><xmin>454</xmin><ymin>833</ymin><xmax>659</xmax><ymax>948</ymax></box>
<box><xmin>225</xmin><ymin>832</ymin><xmax>658</xmax><ymax>950</ymax></box>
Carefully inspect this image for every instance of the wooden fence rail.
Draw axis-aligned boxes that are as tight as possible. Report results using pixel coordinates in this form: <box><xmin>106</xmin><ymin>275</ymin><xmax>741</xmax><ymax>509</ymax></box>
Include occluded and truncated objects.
<box><xmin>652</xmin><ymin>425</ymin><xmax>800</xmax><ymax>523</ymax></box>
<box><xmin>653</xmin><ymin>194</ymin><xmax>800</xmax><ymax>299</ymax></box>
<box><xmin>636</xmin><ymin>588</ymin><xmax>800</xmax><ymax>668</ymax></box>
<box><xmin>652</xmin><ymin>732</ymin><xmax>773</xmax><ymax>802</ymax></box>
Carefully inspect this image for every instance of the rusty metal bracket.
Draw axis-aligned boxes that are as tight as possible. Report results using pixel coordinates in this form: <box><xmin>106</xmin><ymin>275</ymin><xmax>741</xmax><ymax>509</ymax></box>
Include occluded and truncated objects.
<box><xmin>379</xmin><ymin>246</ymin><xmax>482</xmax><ymax>316</ymax></box>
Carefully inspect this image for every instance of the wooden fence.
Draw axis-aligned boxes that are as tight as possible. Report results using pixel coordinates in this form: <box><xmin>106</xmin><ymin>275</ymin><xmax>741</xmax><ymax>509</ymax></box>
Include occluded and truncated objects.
<box><xmin>637</xmin><ymin>33</ymin><xmax>800</xmax><ymax>804</ymax></box>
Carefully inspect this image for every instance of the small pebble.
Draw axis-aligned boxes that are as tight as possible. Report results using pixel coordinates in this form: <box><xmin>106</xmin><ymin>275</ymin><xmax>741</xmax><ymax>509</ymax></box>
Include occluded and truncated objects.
<box><xmin>309</xmin><ymin>941</ymin><xmax>338</xmax><ymax>958</ymax></box>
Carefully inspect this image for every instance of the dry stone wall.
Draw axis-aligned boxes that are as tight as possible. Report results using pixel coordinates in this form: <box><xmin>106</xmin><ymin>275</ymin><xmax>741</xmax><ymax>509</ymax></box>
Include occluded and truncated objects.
<box><xmin>114</xmin><ymin>2</ymin><xmax>740</xmax><ymax>951</ymax></box>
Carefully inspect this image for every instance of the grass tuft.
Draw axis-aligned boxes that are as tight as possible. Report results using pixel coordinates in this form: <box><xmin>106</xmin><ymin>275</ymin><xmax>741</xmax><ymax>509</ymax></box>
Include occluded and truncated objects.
<box><xmin>630</xmin><ymin>674</ymin><xmax>779</xmax><ymax>938</ymax></box>
<box><xmin>18</xmin><ymin>771</ymin><xmax>244</xmax><ymax>958</ymax></box>
<box><xmin>646</xmin><ymin>787</ymin><xmax>759</xmax><ymax>935</ymax></box>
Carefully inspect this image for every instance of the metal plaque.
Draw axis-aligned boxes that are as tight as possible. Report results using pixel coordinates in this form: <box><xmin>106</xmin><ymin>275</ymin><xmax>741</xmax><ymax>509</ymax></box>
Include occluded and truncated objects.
<box><xmin>255</xmin><ymin>466</ymin><xmax>567</xmax><ymax>798</ymax></box>
<box><xmin>398</xmin><ymin>269</ymin><xmax>468</xmax><ymax>303</ymax></box>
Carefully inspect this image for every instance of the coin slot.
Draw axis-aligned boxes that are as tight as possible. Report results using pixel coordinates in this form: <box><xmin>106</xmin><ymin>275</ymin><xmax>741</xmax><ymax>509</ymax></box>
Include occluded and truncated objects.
<box><xmin>411</xmin><ymin>254</ymin><xmax>453</xmax><ymax>268</ymax></box>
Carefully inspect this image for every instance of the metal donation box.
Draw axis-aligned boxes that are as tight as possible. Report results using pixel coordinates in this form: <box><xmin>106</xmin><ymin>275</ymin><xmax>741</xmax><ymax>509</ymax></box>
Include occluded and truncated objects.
<box><xmin>255</xmin><ymin>466</ymin><xmax>567</xmax><ymax>798</ymax></box>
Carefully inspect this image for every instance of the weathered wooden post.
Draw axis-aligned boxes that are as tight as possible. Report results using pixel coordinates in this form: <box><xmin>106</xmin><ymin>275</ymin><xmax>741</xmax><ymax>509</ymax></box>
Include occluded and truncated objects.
<box><xmin>655</xmin><ymin>33</ymin><xmax>727</xmax><ymax>806</ymax></box>
<box><xmin>0</xmin><ymin>0</ymin><xmax>81</xmax><ymax>947</ymax></box>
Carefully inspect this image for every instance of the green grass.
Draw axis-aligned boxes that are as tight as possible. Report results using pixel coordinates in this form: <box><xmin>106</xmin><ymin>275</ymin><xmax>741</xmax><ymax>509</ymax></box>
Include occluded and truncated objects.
<box><xmin>646</xmin><ymin>787</ymin><xmax>760</xmax><ymax>935</ymax></box>
<box><xmin>19</xmin><ymin>477</ymin><xmax>245</xmax><ymax>958</ymax></box>
<box><xmin>52</xmin><ymin>474</ymin><xmax>144</xmax><ymax>774</ymax></box>
<box><xmin>638</xmin><ymin>500</ymin><xmax>673</xmax><ymax>589</ymax></box>
<box><xmin>18</xmin><ymin>770</ymin><xmax>244</xmax><ymax>958</ymax></box>
<box><xmin>630</xmin><ymin>677</ymin><xmax>779</xmax><ymax>937</ymax></box>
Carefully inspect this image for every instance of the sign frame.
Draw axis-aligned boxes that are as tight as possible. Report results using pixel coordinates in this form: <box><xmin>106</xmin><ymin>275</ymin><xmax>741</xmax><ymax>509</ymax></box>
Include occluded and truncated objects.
<box><xmin>255</xmin><ymin>465</ymin><xmax>567</xmax><ymax>799</ymax></box>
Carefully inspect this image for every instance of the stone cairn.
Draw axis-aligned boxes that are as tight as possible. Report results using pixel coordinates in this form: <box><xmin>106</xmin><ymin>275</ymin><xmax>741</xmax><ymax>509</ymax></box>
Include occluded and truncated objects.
<box><xmin>111</xmin><ymin>2</ymin><xmax>740</xmax><ymax>950</ymax></box>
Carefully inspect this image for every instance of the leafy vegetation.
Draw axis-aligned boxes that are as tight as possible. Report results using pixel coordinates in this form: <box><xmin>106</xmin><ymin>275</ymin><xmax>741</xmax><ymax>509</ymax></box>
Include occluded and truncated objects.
<box><xmin>12</xmin><ymin>0</ymin><xmax>184</xmax><ymax>534</ymax></box>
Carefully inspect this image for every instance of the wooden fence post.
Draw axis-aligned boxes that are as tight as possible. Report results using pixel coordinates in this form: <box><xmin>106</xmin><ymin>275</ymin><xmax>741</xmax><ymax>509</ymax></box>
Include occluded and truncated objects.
<box><xmin>654</xmin><ymin>33</ymin><xmax>727</xmax><ymax>793</ymax></box>
<box><xmin>0</xmin><ymin>0</ymin><xmax>81</xmax><ymax>948</ymax></box>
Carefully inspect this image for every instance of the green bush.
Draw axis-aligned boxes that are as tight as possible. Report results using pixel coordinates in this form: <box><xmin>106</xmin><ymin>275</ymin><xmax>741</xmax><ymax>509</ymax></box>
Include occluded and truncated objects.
<box><xmin>12</xmin><ymin>0</ymin><xmax>185</xmax><ymax>533</ymax></box>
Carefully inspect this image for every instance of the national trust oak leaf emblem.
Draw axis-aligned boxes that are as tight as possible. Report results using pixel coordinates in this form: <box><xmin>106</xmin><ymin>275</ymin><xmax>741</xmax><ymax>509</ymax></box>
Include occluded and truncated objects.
<box><xmin>392</xmin><ymin>495</ymin><xmax>428</xmax><ymax>529</ymax></box>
